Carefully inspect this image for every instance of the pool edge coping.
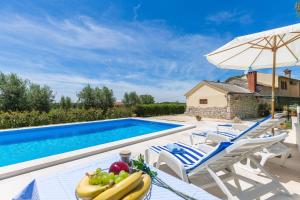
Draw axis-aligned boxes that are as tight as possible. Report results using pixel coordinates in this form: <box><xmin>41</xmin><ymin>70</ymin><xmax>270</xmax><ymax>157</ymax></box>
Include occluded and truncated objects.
<box><xmin>0</xmin><ymin>118</ymin><xmax>195</xmax><ymax>180</ymax></box>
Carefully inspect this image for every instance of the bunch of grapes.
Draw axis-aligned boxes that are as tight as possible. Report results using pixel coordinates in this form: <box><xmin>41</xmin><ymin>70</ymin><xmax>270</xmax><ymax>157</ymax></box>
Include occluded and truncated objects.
<box><xmin>88</xmin><ymin>168</ymin><xmax>129</xmax><ymax>186</ymax></box>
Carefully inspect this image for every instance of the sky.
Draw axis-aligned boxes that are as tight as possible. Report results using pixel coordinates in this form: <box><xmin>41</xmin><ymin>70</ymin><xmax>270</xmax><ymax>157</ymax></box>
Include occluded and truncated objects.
<box><xmin>0</xmin><ymin>0</ymin><xmax>299</xmax><ymax>102</ymax></box>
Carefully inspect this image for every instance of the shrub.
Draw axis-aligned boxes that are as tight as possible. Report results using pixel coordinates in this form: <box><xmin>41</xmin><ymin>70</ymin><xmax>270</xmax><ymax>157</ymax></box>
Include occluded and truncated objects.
<box><xmin>258</xmin><ymin>103</ymin><xmax>271</xmax><ymax>117</ymax></box>
<box><xmin>106</xmin><ymin>107</ymin><xmax>133</xmax><ymax>119</ymax></box>
<box><xmin>0</xmin><ymin>108</ymin><xmax>107</xmax><ymax>129</ymax></box>
<box><xmin>135</xmin><ymin>103</ymin><xmax>185</xmax><ymax>117</ymax></box>
<box><xmin>0</xmin><ymin>111</ymin><xmax>50</xmax><ymax>129</ymax></box>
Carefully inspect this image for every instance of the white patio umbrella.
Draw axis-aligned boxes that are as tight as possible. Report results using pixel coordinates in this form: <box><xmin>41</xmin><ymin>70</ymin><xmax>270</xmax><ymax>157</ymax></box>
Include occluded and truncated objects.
<box><xmin>206</xmin><ymin>23</ymin><xmax>300</xmax><ymax>118</ymax></box>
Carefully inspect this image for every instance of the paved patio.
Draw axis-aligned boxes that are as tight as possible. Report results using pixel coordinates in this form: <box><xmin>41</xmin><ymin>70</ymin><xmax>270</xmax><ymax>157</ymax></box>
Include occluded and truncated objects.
<box><xmin>1</xmin><ymin>115</ymin><xmax>300</xmax><ymax>199</ymax></box>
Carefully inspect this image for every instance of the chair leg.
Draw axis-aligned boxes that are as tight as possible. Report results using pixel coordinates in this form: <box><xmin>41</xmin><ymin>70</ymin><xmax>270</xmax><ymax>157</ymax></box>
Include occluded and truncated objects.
<box><xmin>237</xmin><ymin>158</ymin><xmax>261</xmax><ymax>174</ymax></box>
<box><xmin>189</xmin><ymin>134</ymin><xmax>194</xmax><ymax>145</ymax></box>
<box><xmin>206</xmin><ymin>167</ymin><xmax>239</xmax><ymax>200</ymax></box>
<box><xmin>279</xmin><ymin>152</ymin><xmax>289</xmax><ymax>166</ymax></box>
<box><xmin>156</xmin><ymin>154</ymin><xmax>162</xmax><ymax>169</ymax></box>
<box><xmin>145</xmin><ymin>149</ymin><xmax>150</xmax><ymax>164</ymax></box>
<box><xmin>259</xmin><ymin>154</ymin><xmax>270</xmax><ymax>167</ymax></box>
<box><xmin>248</xmin><ymin>156</ymin><xmax>291</xmax><ymax>196</ymax></box>
<box><xmin>229</xmin><ymin>166</ymin><xmax>242</xmax><ymax>192</ymax></box>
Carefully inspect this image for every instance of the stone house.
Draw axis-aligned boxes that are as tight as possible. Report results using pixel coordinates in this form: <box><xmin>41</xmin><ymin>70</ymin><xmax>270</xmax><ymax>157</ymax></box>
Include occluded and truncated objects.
<box><xmin>185</xmin><ymin>70</ymin><xmax>300</xmax><ymax>119</ymax></box>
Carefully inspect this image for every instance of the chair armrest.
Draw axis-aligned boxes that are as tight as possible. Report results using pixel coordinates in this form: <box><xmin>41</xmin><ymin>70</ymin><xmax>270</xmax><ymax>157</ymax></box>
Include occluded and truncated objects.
<box><xmin>231</xmin><ymin>124</ymin><xmax>248</xmax><ymax>131</ymax></box>
<box><xmin>206</xmin><ymin>132</ymin><xmax>231</xmax><ymax>142</ymax></box>
<box><xmin>217</xmin><ymin>124</ymin><xmax>233</xmax><ymax>127</ymax></box>
<box><xmin>157</xmin><ymin>151</ymin><xmax>189</xmax><ymax>182</ymax></box>
<box><xmin>196</xmin><ymin>143</ymin><xmax>215</xmax><ymax>153</ymax></box>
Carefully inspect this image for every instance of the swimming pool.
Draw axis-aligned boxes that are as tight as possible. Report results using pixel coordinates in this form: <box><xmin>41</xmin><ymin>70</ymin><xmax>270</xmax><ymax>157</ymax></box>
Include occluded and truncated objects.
<box><xmin>0</xmin><ymin>118</ymin><xmax>183</xmax><ymax>167</ymax></box>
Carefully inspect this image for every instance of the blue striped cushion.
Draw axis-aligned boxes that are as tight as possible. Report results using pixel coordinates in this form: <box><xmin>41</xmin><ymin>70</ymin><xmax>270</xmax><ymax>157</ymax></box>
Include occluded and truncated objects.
<box><xmin>150</xmin><ymin>142</ymin><xmax>233</xmax><ymax>174</ymax></box>
<box><xmin>217</xmin><ymin>131</ymin><xmax>237</xmax><ymax>138</ymax></box>
<box><xmin>150</xmin><ymin>142</ymin><xmax>205</xmax><ymax>168</ymax></box>
<box><xmin>186</xmin><ymin>141</ymin><xmax>232</xmax><ymax>173</ymax></box>
<box><xmin>193</xmin><ymin>131</ymin><xmax>236</xmax><ymax>138</ymax></box>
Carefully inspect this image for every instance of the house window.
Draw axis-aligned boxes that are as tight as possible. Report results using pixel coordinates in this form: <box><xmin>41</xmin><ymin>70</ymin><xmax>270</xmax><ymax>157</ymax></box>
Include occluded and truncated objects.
<box><xmin>199</xmin><ymin>99</ymin><xmax>208</xmax><ymax>104</ymax></box>
<box><xmin>280</xmin><ymin>80</ymin><xmax>287</xmax><ymax>90</ymax></box>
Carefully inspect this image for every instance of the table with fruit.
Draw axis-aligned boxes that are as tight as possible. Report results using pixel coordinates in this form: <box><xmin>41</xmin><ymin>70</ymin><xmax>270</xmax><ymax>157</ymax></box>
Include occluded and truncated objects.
<box><xmin>15</xmin><ymin>154</ymin><xmax>220</xmax><ymax>200</ymax></box>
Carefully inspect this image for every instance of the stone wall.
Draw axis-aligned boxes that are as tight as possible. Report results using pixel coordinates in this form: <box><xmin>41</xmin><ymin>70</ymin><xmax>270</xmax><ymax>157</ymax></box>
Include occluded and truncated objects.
<box><xmin>185</xmin><ymin>106</ymin><xmax>229</xmax><ymax>119</ymax></box>
<box><xmin>185</xmin><ymin>94</ymin><xmax>259</xmax><ymax>119</ymax></box>
<box><xmin>228</xmin><ymin>94</ymin><xmax>259</xmax><ymax>119</ymax></box>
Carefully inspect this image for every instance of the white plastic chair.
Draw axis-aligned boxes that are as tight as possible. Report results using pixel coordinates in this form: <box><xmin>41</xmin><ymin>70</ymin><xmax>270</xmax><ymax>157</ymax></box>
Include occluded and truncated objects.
<box><xmin>190</xmin><ymin>115</ymin><xmax>283</xmax><ymax>144</ymax></box>
<box><xmin>190</xmin><ymin>114</ymin><xmax>290</xmax><ymax>173</ymax></box>
<box><xmin>145</xmin><ymin>133</ymin><xmax>290</xmax><ymax>200</ymax></box>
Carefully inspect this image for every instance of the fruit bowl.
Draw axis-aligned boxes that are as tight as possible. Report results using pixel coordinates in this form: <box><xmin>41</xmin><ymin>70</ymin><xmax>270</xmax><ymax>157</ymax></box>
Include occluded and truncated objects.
<box><xmin>75</xmin><ymin>166</ymin><xmax>152</xmax><ymax>200</ymax></box>
<box><xmin>75</xmin><ymin>182</ymin><xmax>151</xmax><ymax>200</ymax></box>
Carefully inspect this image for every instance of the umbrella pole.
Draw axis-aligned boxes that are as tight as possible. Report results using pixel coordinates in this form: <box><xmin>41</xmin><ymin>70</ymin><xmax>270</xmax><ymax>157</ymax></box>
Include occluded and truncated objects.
<box><xmin>271</xmin><ymin>37</ymin><xmax>277</xmax><ymax>119</ymax></box>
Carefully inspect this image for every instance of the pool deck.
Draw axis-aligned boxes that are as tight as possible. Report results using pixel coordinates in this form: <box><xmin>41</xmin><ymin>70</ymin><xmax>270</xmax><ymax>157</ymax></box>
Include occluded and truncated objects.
<box><xmin>1</xmin><ymin>115</ymin><xmax>300</xmax><ymax>199</ymax></box>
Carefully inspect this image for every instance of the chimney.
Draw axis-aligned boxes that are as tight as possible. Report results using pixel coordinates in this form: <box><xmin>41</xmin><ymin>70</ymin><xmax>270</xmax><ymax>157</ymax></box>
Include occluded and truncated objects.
<box><xmin>284</xmin><ymin>69</ymin><xmax>291</xmax><ymax>78</ymax></box>
<box><xmin>247</xmin><ymin>71</ymin><xmax>257</xmax><ymax>92</ymax></box>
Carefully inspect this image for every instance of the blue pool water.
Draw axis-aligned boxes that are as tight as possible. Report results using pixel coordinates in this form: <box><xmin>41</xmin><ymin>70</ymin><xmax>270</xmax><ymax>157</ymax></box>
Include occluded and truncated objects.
<box><xmin>0</xmin><ymin>119</ymin><xmax>181</xmax><ymax>167</ymax></box>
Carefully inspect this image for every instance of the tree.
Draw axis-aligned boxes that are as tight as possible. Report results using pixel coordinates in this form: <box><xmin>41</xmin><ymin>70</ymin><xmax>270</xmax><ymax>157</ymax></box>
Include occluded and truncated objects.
<box><xmin>101</xmin><ymin>86</ymin><xmax>115</xmax><ymax>111</ymax></box>
<box><xmin>122</xmin><ymin>91</ymin><xmax>140</xmax><ymax>107</ymax></box>
<box><xmin>78</xmin><ymin>85</ymin><xmax>115</xmax><ymax>111</ymax></box>
<box><xmin>77</xmin><ymin>84</ymin><xmax>95</xmax><ymax>109</ymax></box>
<box><xmin>60</xmin><ymin>96</ymin><xmax>72</xmax><ymax>111</ymax></box>
<box><xmin>139</xmin><ymin>94</ymin><xmax>155</xmax><ymax>104</ymax></box>
<box><xmin>93</xmin><ymin>86</ymin><xmax>115</xmax><ymax>111</ymax></box>
<box><xmin>95</xmin><ymin>86</ymin><xmax>116</xmax><ymax>112</ymax></box>
<box><xmin>94</xmin><ymin>87</ymin><xmax>102</xmax><ymax>109</ymax></box>
<box><xmin>0</xmin><ymin>73</ymin><xmax>28</xmax><ymax>111</ymax></box>
<box><xmin>27</xmin><ymin>83</ymin><xmax>54</xmax><ymax>112</ymax></box>
<box><xmin>65</xmin><ymin>96</ymin><xmax>72</xmax><ymax>110</ymax></box>
<box><xmin>60</xmin><ymin>96</ymin><xmax>66</xmax><ymax>110</ymax></box>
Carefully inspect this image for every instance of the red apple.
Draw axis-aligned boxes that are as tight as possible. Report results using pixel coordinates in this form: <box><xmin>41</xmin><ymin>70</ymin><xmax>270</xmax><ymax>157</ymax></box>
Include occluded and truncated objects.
<box><xmin>109</xmin><ymin>161</ymin><xmax>129</xmax><ymax>174</ymax></box>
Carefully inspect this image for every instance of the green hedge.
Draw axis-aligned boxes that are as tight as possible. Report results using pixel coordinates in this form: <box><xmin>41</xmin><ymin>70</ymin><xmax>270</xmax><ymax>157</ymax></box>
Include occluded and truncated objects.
<box><xmin>0</xmin><ymin>103</ymin><xmax>187</xmax><ymax>129</ymax></box>
<box><xmin>0</xmin><ymin>108</ymin><xmax>133</xmax><ymax>129</ymax></box>
<box><xmin>135</xmin><ymin>103</ymin><xmax>185</xmax><ymax>117</ymax></box>
<box><xmin>106</xmin><ymin>107</ymin><xmax>134</xmax><ymax>119</ymax></box>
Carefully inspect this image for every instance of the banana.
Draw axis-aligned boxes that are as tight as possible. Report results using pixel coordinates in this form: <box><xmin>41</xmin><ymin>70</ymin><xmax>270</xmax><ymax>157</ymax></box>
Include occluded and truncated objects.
<box><xmin>122</xmin><ymin>174</ymin><xmax>151</xmax><ymax>200</ymax></box>
<box><xmin>76</xmin><ymin>176</ymin><xmax>111</xmax><ymax>200</ymax></box>
<box><xmin>93</xmin><ymin>171</ymin><xmax>143</xmax><ymax>200</ymax></box>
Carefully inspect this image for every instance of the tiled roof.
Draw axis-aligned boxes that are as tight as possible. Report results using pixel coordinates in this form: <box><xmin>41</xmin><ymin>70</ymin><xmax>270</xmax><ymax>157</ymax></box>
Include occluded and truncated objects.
<box><xmin>204</xmin><ymin>81</ymin><xmax>254</xmax><ymax>94</ymax></box>
<box><xmin>185</xmin><ymin>79</ymin><xmax>261</xmax><ymax>96</ymax></box>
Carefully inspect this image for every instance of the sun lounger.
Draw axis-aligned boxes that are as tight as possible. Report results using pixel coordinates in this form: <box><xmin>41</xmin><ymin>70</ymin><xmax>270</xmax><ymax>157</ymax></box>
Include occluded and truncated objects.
<box><xmin>190</xmin><ymin>114</ymin><xmax>290</xmax><ymax>172</ymax></box>
<box><xmin>190</xmin><ymin>114</ymin><xmax>283</xmax><ymax>144</ymax></box>
<box><xmin>145</xmin><ymin>133</ymin><xmax>290</xmax><ymax>200</ymax></box>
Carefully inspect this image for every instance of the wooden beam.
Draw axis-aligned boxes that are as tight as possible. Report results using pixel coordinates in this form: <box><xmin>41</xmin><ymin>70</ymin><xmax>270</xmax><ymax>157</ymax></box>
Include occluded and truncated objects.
<box><xmin>218</xmin><ymin>38</ymin><xmax>265</xmax><ymax>65</ymax></box>
<box><xmin>277</xmin><ymin>35</ymin><xmax>299</xmax><ymax>62</ymax></box>
<box><xmin>247</xmin><ymin>42</ymin><xmax>272</xmax><ymax>49</ymax></box>
<box><xmin>277</xmin><ymin>33</ymin><xmax>300</xmax><ymax>48</ymax></box>
<box><xmin>271</xmin><ymin>36</ymin><xmax>277</xmax><ymax>119</ymax></box>
<box><xmin>208</xmin><ymin>37</ymin><xmax>265</xmax><ymax>56</ymax></box>
<box><xmin>264</xmin><ymin>36</ymin><xmax>274</xmax><ymax>48</ymax></box>
<box><xmin>249</xmin><ymin>37</ymin><xmax>273</xmax><ymax>67</ymax></box>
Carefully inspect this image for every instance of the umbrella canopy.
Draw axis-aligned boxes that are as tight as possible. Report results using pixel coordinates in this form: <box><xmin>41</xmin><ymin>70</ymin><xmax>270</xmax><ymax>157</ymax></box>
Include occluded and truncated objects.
<box><xmin>206</xmin><ymin>23</ymin><xmax>300</xmax><ymax>117</ymax></box>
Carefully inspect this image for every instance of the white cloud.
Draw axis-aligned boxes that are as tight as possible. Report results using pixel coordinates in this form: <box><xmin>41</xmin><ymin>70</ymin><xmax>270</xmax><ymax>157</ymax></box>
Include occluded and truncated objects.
<box><xmin>206</xmin><ymin>11</ymin><xmax>253</xmax><ymax>25</ymax></box>
<box><xmin>133</xmin><ymin>4</ymin><xmax>141</xmax><ymax>21</ymax></box>
<box><xmin>0</xmin><ymin>13</ymin><xmax>227</xmax><ymax>102</ymax></box>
